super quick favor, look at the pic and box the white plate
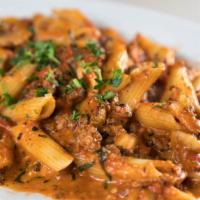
[0,0,200,199]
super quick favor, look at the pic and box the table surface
[109,0,200,23]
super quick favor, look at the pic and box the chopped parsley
[86,41,104,57]
[36,87,48,97]
[29,41,60,69]
[45,70,58,86]
[11,48,32,68]
[94,79,104,90]
[110,69,123,87]
[81,61,98,74]
[0,68,5,77]
[74,54,83,61]
[64,78,83,94]
[70,110,80,121]
[1,93,17,106]
[103,90,116,100]
[27,75,39,83]
[11,41,60,70]
[78,161,95,172]
[95,90,116,102]
[80,61,104,89]
[94,67,104,89]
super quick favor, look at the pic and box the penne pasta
[11,121,73,171]
[119,62,165,110]
[135,102,182,131]
[101,28,130,78]
[169,102,200,133]
[1,94,56,121]
[0,64,36,98]
[171,131,200,152]
[0,48,13,69]
[193,74,200,91]
[163,186,195,200]
[162,61,200,113]
[136,34,175,65]
[75,152,108,181]
[0,18,31,47]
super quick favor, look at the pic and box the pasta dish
[0,9,200,200]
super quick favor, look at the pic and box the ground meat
[90,104,106,127]
[64,87,86,106]
[73,124,102,153]
[106,99,132,126]
[42,112,101,153]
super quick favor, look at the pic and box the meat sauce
[0,9,200,200]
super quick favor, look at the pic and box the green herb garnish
[74,54,83,61]
[110,69,123,87]
[0,68,5,77]
[102,90,116,100]
[1,93,17,106]
[27,75,39,83]
[45,70,58,86]
[86,42,104,57]
[95,90,116,102]
[36,87,48,97]
[11,48,32,68]
[94,67,104,89]
[78,161,95,172]
[29,41,60,69]
[64,78,83,94]
[70,110,80,121]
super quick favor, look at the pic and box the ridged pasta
[162,61,200,113]
[119,62,165,110]
[136,34,175,65]
[135,102,182,131]
[0,64,36,98]
[101,28,130,78]
[11,122,73,171]
[1,94,56,122]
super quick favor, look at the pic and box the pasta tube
[75,152,108,181]
[101,28,130,78]
[11,122,73,171]
[0,18,31,47]
[193,74,200,91]
[0,64,36,98]
[169,102,200,133]
[136,34,175,65]
[119,62,165,110]
[162,61,200,113]
[163,186,195,200]
[171,131,200,152]
[2,94,56,121]
[135,103,181,131]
